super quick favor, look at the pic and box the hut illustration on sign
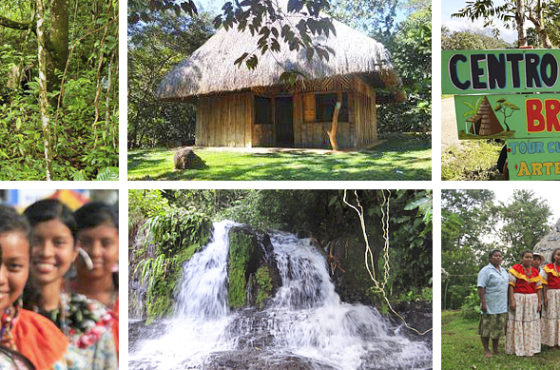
[460,96,518,139]
[157,3,404,149]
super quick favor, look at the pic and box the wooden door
[275,97,294,147]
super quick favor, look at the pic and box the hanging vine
[343,189,432,336]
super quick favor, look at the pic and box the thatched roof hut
[158,3,404,148]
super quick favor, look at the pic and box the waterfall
[129,221,432,369]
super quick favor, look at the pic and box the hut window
[315,93,348,122]
[254,96,272,124]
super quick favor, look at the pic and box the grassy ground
[128,133,431,181]
[441,141,504,181]
[442,310,560,369]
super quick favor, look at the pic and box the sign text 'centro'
[442,50,560,94]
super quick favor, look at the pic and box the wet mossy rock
[227,226,281,309]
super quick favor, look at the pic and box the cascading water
[129,221,432,369]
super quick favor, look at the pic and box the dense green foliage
[129,191,212,321]
[128,12,214,148]
[129,189,432,321]
[442,311,560,369]
[128,133,431,180]
[441,140,504,181]
[0,0,118,180]
[375,6,431,133]
[332,0,431,133]
[442,189,552,310]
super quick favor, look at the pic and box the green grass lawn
[442,310,560,369]
[442,141,504,181]
[128,134,431,181]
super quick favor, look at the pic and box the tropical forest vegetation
[0,0,118,180]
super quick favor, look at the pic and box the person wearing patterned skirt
[541,248,560,349]
[477,249,509,358]
[506,250,543,357]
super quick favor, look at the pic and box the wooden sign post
[442,49,560,180]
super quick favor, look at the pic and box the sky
[441,0,517,44]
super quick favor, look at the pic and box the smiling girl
[0,204,83,369]
[22,199,117,369]
[73,202,119,357]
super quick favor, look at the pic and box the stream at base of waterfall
[129,220,432,369]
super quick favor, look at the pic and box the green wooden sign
[507,138,560,180]
[454,94,560,140]
[442,49,560,94]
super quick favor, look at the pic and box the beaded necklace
[0,306,18,350]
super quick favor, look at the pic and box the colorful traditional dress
[2,308,84,369]
[505,264,543,357]
[111,298,119,358]
[26,293,117,369]
[541,263,560,347]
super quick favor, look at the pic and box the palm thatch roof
[157,4,404,102]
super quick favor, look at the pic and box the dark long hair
[74,202,118,231]
[23,199,77,240]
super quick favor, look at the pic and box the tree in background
[452,0,556,48]
[441,28,510,50]
[442,189,552,310]
[128,12,213,148]
[496,190,552,266]
[331,0,431,133]
[442,190,496,309]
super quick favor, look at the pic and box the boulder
[173,147,206,170]
[227,226,282,309]
[534,218,560,263]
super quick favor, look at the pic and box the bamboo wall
[196,92,253,147]
[194,77,377,148]
[352,76,377,147]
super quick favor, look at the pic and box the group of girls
[506,249,560,357]
[0,198,119,369]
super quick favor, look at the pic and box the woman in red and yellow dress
[0,205,83,369]
[505,250,543,357]
[541,248,560,349]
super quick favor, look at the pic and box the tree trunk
[47,0,69,89]
[327,92,342,151]
[527,0,553,48]
[515,0,527,47]
[37,0,54,180]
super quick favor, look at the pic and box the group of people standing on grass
[477,248,560,358]
[0,198,119,369]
